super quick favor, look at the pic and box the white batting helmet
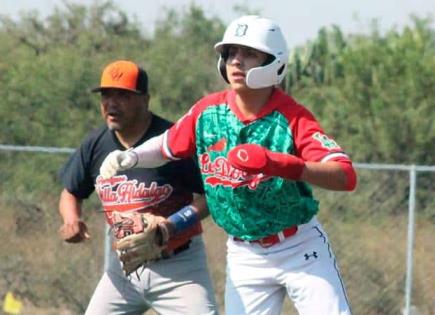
[214,15,289,89]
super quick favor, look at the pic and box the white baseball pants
[225,217,352,315]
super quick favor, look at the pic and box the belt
[161,240,191,259]
[233,226,298,248]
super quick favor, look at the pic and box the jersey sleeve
[291,106,351,163]
[162,104,200,160]
[60,139,95,199]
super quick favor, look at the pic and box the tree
[287,16,435,164]
[143,5,225,120]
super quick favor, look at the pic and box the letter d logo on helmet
[214,15,289,89]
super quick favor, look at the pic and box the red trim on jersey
[226,89,289,124]
[103,202,162,213]
[161,131,174,160]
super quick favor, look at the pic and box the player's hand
[227,143,305,180]
[227,144,268,173]
[99,149,138,179]
[113,212,170,275]
[58,220,90,243]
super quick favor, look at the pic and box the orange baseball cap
[92,60,148,94]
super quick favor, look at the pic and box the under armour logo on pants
[304,251,318,260]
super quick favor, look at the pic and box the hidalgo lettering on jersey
[95,175,173,213]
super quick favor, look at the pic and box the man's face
[224,44,269,91]
[100,89,149,131]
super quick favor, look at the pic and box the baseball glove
[111,211,169,275]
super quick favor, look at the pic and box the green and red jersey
[163,88,351,240]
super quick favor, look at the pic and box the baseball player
[58,60,218,315]
[99,16,357,315]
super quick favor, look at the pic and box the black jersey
[60,113,204,246]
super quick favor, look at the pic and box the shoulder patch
[312,132,341,150]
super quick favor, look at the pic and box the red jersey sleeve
[162,91,228,160]
[285,102,350,163]
[162,106,198,160]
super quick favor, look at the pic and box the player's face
[100,89,149,131]
[224,45,269,91]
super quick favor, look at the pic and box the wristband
[168,205,199,235]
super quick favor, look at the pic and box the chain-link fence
[1,145,434,315]
[314,164,435,315]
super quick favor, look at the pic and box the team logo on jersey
[312,132,341,150]
[95,175,173,212]
[199,153,270,190]
[235,24,248,37]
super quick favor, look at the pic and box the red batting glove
[227,144,305,180]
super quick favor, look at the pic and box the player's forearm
[59,189,83,223]
[58,189,90,242]
[190,193,210,220]
[227,144,356,191]
[300,161,357,191]
[130,133,169,168]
